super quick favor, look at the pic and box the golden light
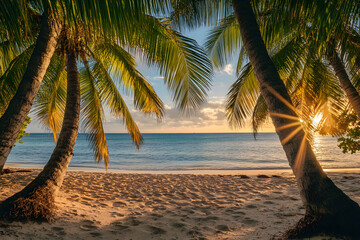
[312,113,323,127]
[264,84,309,174]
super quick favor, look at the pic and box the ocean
[5,133,359,172]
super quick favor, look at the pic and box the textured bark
[327,48,360,119]
[231,0,360,237]
[0,14,62,172]
[0,48,80,221]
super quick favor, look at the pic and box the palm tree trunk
[0,48,80,221]
[231,0,360,237]
[327,48,360,118]
[0,14,62,173]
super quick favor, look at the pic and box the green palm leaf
[204,14,240,69]
[92,42,164,117]
[0,45,34,113]
[226,63,260,128]
[33,54,66,142]
[133,16,212,110]
[79,58,110,168]
[91,59,143,151]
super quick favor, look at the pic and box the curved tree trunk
[0,48,80,221]
[231,0,360,237]
[0,14,62,173]
[327,48,360,119]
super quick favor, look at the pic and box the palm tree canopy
[177,0,360,137]
[0,2,212,169]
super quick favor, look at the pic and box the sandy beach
[0,169,359,240]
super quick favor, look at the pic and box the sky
[27,27,275,134]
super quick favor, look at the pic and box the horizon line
[27,132,276,134]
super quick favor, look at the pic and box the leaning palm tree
[206,14,355,137]
[173,0,360,237]
[230,0,360,237]
[0,9,211,221]
[0,0,167,172]
[0,40,81,220]
[203,0,360,133]
[327,40,360,119]
[0,1,62,172]
[268,0,360,119]
[0,39,35,150]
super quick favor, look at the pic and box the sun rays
[270,109,309,173]
[294,132,308,173]
[263,83,315,173]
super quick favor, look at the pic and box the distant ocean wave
[6,133,359,171]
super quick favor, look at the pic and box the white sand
[0,169,359,240]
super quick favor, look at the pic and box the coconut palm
[207,20,354,137]
[173,0,360,237]
[0,40,82,220]
[0,5,212,221]
[231,0,360,237]
[0,0,167,172]
[266,0,360,120]
[205,9,360,136]
[327,44,360,119]
[0,6,61,173]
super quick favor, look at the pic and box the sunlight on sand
[1,169,359,239]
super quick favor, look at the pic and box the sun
[312,113,323,127]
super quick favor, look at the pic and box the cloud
[152,76,164,80]
[104,101,229,133]
[223,64,234,75]
[27,99,275,133]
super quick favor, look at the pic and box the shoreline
[4,164,360,175]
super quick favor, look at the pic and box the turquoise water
[6,133,359,171]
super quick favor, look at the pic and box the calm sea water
[5,133,359,171]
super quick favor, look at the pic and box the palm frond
[91,58,143,149]
[0,45,34,113]
[226,36,306,129]
[56,0,171,43]
[204,14,240,69]
[92,42,164,117]
[79,57,110,168]
[252,95,268,138]
[226,63,260,127]
[0,0,33,46]
[86,46,146,149]
[33,54,66,142]
[0,39,25,75]
[170,0,233,30]
[236,46,248,75]
[133,16,212,110]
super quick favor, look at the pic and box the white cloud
[126,101,227,131]
[152,76,164,80]
[223,64,234,75]
[164,104,172,110]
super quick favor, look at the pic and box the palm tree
[230,0,360,237]
[327,46,360,119]
[271,0,360,120]
[0,0,168,172]
[0,5,212,220]
[0,44,80,220]
[0,3,62,172]
[205,9,360,136]
[173,0,360,237]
